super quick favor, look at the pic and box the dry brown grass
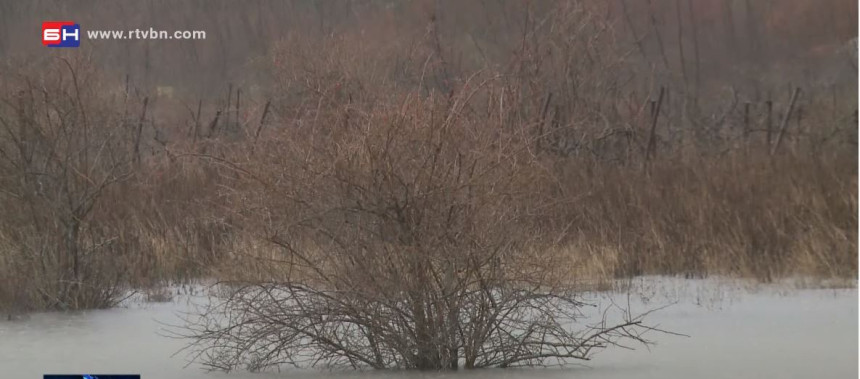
[550,149,856,282]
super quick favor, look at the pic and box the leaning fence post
[253,99,272,150]
[765,99,773,146]
[537,91,552,154]
[646,86,665,163]
[134,97,148,165]
[771,87,801,155]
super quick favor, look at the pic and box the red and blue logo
[42,21,80,47]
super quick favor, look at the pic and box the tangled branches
[175,78,662,371]
[180,281,655,371]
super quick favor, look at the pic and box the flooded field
[1,278,856,379]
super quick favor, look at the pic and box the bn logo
[42,21,80,47]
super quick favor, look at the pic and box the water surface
[1,278,856,379]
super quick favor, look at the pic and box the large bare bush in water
[179,79,660,371]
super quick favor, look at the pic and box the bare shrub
[0,57,137,310]
[0,56,240,311]
[178,78,661,370]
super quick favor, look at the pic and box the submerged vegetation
[0,0,855,371]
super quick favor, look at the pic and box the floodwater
[1,278,857,379]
